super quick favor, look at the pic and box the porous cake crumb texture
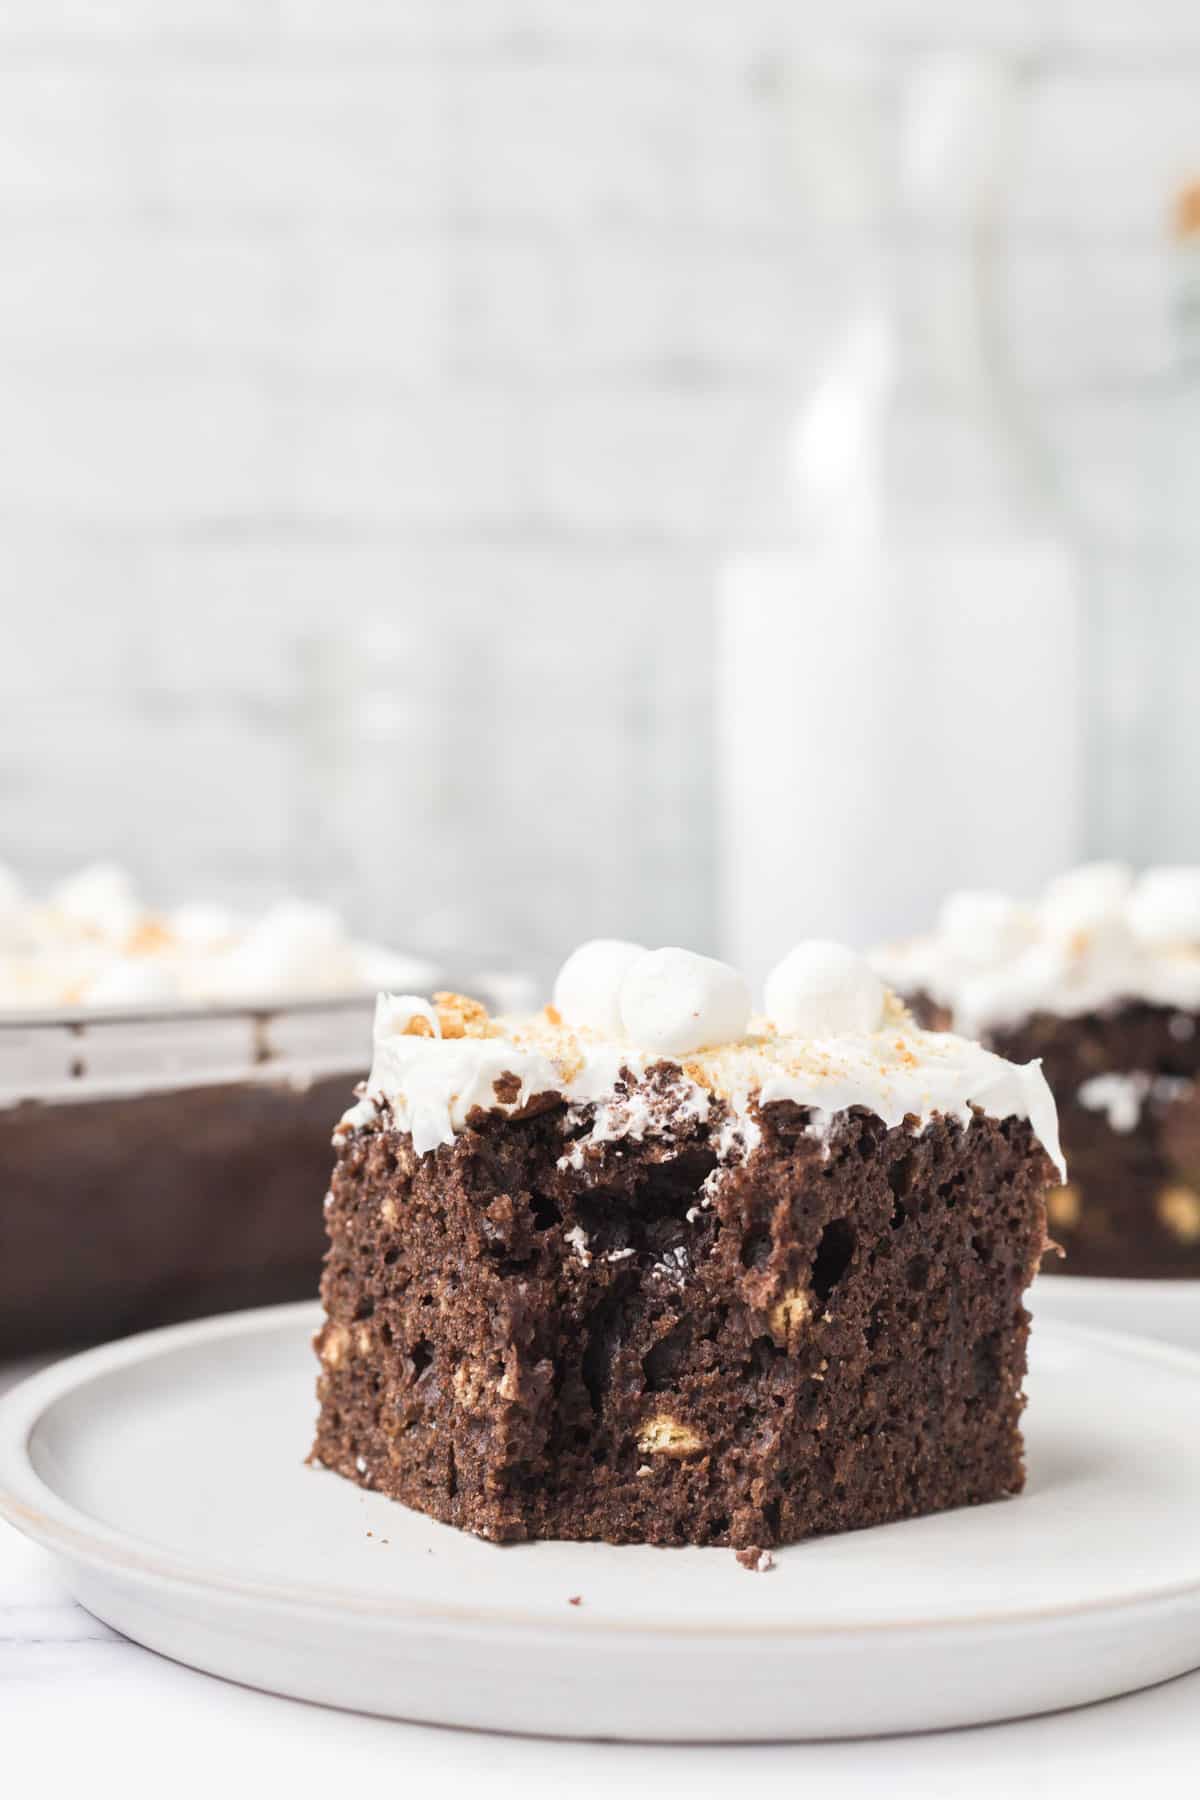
[313,1088,1050,1546]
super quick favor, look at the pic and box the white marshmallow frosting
[873,863,1200,1037]
[0,863,436,1013]
[342,938,1064,1178]
[1128,868,1200,948]
[51,862,144,944]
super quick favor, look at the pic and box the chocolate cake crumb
[312,1084,1051,1548]
[736,1546,775,1572]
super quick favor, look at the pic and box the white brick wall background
[1,2,1198,977]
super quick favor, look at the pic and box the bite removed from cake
[311,941,1061,1548]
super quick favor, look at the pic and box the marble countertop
[4,1354,1199,1797]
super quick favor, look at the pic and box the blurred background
[2,1,1198,991]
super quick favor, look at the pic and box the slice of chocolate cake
[311,941,1061,1548]
[874,865,1200,1280]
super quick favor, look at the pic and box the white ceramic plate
[3,1302,1200,1743]
[1032,1271,1200,1353]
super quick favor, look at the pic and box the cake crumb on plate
[736,1546,775,1573]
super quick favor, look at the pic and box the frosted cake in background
[873,865,1200,1279]
[0,862,434,1012]
[0,864,514,1354]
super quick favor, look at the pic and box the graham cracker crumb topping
[432,991,492,1038]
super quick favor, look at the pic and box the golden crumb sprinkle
[403,1012,437,1037]
[127,918,172,954]
[433,991,492,1038]
[543,1002,562,1026]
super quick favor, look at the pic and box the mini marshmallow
[52,862,143,943]
[1040,862,1133,939]
[764,941,885,1038]
[84,957,181,1008]
[1128,867,1200,947]
[553,938,647,1038]
[218,899,351,997]
[169,902,240,951]
[936,891,1036,968]
[619,946,750,1055]
[0,868,437,1011]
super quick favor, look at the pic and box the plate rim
[5,1299,1200,1643]
[1034,1271,1200,1302]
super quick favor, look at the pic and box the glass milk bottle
[1085,182,1200,865]
[716,54,1082,990]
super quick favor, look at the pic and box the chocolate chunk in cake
[312,940,1060,1548]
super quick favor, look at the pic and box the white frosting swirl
[84,958,182,1008]
[343,949,1064,1178]
[0,865,437,1012]
[51,862,144,943]
[873,865,1200,1036]
[935,891,1037,968]
[1041,863,1133,939]
[1127,867,1200,948]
